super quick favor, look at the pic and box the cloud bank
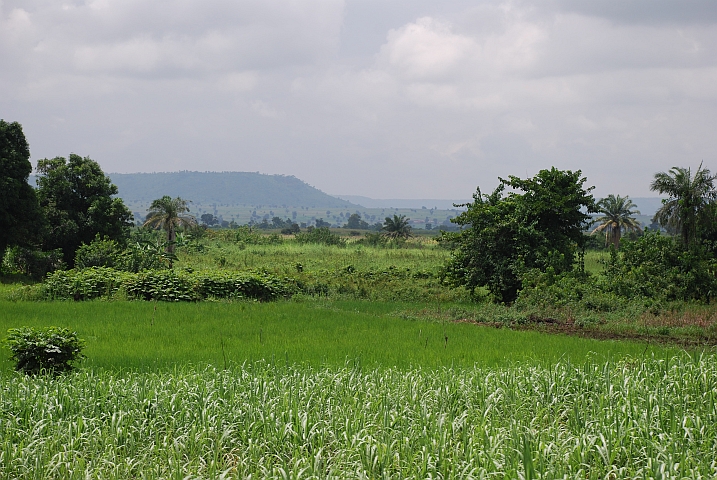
[1,0,716,198]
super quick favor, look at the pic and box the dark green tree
[650,164,717,245]
[36,154,133,267]
[442,167,595,303]
[382,214,412,239]
[344,213,369,229]
[0,120,43,268]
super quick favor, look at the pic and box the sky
[2,0,717,199]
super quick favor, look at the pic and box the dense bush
[75,234,173,272]
[3,246,65,280]
[602,231,717,302]
[41,267,289,302]
[75,235,122,269]
[295,227,346,247]
[5,326,84,374]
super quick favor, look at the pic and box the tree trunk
[167,225,175,269]
[613,227,621,250]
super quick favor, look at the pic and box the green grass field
[3,239,717,478]
[0,300,672,373]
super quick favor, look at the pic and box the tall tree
[382,214,412,239]
[650,164,717,245]
[591,194,642,249]
[0,120,43,268]
[443,168,595,303]
[36,154,133,267]
[143,196,195,267]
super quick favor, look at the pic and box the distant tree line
[4,118,717,308]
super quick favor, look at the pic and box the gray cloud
[1,0,716,199]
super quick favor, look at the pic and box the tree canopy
[344,213,369,230]
[144,196,195,267]
[442,167,595,303]
[36,154,133,267]
[650,164,717,246]
[382,214,412,239]
[591,194,642,249]
[0,120,43,267]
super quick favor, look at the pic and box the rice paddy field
[2,238,717,478]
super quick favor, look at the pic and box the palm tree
[382,214,412,240]
[591,194,642,249]
[650,164,717,245]
[143,196,195,267]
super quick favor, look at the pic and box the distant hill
[333,195,469,210]
[626,197,664,217]
[31,172,355,208]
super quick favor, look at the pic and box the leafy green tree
[0,120,43,268]
[143,196,195,267]
[314,218,331,228]
[443,168,595,303]
[344,213,370,229]
[382,214,412,239]
[36,154,133,267]
[651,164,717,245]
[591,194,642,249]
[200,213,218,226]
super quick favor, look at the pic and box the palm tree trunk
[614,227,621,250]
[167,225,175,269]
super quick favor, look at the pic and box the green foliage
[0,120,44,269]
[356,232,388,247]
[602,231,717,302]
[294,227,346,246]
[3,246,65,280]
[36,154,133,267]
[651,164,717,245]
[207,225,271,246]
[344,213,370,229]
[443,168,596,303]
[75,235,122,269]
[41,267,289,302]
[591,194,642,249]
[143,196,196,268]
[3,355,717,477]
[382,214,412,239]
[4,326,84,374]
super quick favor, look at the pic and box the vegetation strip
[1,355,716,478]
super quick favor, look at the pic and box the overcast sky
[2,0,716,199]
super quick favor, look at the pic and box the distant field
[124,200,464,229]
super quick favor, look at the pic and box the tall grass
[1,354,715,478]
[180,241,449,274]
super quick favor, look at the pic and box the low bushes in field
[5,326,84,374]
[294,227,346,247]
[38,267,289,302]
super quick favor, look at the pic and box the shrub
[3,247,65,280]
[295,227,346,247]
[75,235,122,269]
[44,267,129,300]
[41,267,290,302]
[5,326,85,375]
[357,232,387,247]
[602,231,717,302]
